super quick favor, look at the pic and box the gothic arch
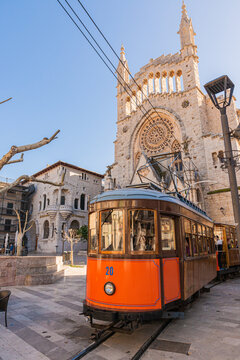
[129,107,187,173]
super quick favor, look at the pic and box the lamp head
[204,75,234,109]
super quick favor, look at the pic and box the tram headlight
[104,282,115,296]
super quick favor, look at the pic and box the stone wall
[0,256,64,286]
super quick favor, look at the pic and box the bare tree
[63,229,80,266]
[14,210,33,256]
[0,130,64,194]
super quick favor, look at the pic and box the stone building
[27,161,103,254]
[108,1,240,226]
[0,180,30,251]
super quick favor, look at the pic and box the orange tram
[83,188,217,323]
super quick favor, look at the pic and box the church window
[218,150,225,163]
[161,72,167,93]
[142,79,148,99]
[212,152,218,166]
[80,194,85,210]
[39,201,42,211]
[176,70,183,92]
[43,220,49,239]
[196,188,202,204]
[155,72,160,93]
[168,71,175,93]
[47,199,50,206]
[148,73,154,94]
[60,196,65,205]
[137,85,142,105]
[131,91,137,112]
[126,97,131,115]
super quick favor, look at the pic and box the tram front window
[129,210,156,252]
[100,210,123,252]
[161,217,176,251]
[89,212,98,252]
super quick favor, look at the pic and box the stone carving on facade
[139,116,175,155]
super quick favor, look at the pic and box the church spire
[178,1,196,55]
[117,44,130,93]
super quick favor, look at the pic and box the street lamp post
[204,75,240,249]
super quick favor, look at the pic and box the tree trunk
[70,241,74,266]
[17,233,23,256]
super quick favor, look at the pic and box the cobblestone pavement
[0,272,240,360]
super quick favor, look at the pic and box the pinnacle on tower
[178,1,196,51]
[120,44,126,61]
[117,44,129,91]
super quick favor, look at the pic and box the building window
[51,223,54,238]
[60,196,65,205]
[82,173,87,180]
[70,220,79,230]
[4,219,11,231]
[6,203,13,215]
[74,198,79,209]
[47,199,50,206]
[39,201,42,211]
[80,194,85,210]
[43,220,49,239]
[43,194,46,210]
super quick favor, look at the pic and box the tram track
[70,319,171,360]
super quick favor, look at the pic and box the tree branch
[6,153,24,165]
[0,130,60,171]
[0,174,64,195]
[0,97,12,105]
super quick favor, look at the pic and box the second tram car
[83,188,216,323]
[214,223,240,275]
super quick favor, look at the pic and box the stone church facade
[108,2,240,226]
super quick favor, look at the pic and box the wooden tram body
[83,188,216,322]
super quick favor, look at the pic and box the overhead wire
[56,0,198,197]
[75,0,188,154]
[57,0,175,139]
[57,0,159,125]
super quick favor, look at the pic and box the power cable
[76,0,185,150]
[56,0,198,196]
[57,0,157,125]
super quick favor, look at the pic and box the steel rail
[131,320,171,360]
[71,330,115,360]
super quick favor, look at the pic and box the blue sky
[1,0,240,180]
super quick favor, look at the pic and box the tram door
[161,216,181,305]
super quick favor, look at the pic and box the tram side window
[184,219,192,257]
[197,224,203,254]
[161,217,176,251]
[129,210,156,252]
[202,226,207,253]
[89,212,98,252]
[192,223,198,256]
[101,210,123,252]
[207,227,214,254]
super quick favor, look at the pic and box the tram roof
[91,188,212,222]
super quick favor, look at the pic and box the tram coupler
[161,311,184,319]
